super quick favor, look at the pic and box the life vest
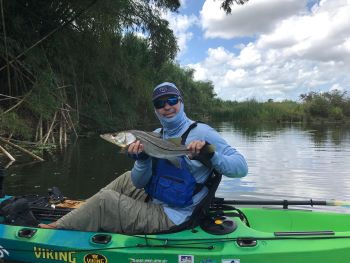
[145,122,204,207]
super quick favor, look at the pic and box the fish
[100,130,215,168]
[100,130,191,168]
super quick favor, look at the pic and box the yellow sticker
[84,253,108,263]
[214,219,223,225]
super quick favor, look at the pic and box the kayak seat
[0,188,74,225]
[0,196,39,227]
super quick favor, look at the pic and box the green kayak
[1,195,350,263]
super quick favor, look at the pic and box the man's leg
[101,171,148,201]
[55,189,174,234]
[40,171,170,233]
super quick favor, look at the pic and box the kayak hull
[1,196,350,263]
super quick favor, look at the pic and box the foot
[38,222,57,229]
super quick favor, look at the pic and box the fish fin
[148,132,162,138]
[167,137,183,146]
[201,143,216,153]
[100,134,112,143]
[167,157,182,168]
[191,143,216,168]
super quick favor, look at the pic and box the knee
[116,171,132,184]
[98,189,118,200]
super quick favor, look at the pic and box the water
[2,122,350,212]
[215,122,350,209]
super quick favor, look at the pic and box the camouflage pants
[56,171,175,234]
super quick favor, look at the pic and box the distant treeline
[212,90,350,123]
[0,1,349,148]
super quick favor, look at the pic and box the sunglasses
[153,96,179,109]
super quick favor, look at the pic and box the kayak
[1,195,350,263]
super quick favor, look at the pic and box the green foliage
[220,0,250,14]
[300,90,350,121]
[26,72,60,120]
[309,95,329,117]
[1,0,350,144]
[210,99,304,123]
[329,107,344,120]
[0,111,32,139]
[0,0,181,137]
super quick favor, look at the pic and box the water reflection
[216,122,350,209]
[2,136,134,198]
[2,122,350,212]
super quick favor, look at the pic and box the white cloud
[179,0,187,9]
[163,12,198,56]
[330,83,344,92]
[188,0,350,101]
[201,0,307,39]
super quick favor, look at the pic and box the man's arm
[187,125,248,178]
[127,138,155,189]
[131,158,153,188]
[207,127,248,177]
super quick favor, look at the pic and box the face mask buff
[155,103,192,138]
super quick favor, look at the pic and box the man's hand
[128,140,144,155]
[187,140,206,159]
[127,140,149,160]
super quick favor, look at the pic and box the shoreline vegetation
[1,1,350,165]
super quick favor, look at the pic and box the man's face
[154,95,181,118]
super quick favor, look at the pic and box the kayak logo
[0,245,10,258]
[179,255,194,263]
[84,253,108,263]
[34,246,76,263]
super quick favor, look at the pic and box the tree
[0,0,181,142]
[220,0,250,14]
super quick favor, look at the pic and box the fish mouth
[100,134,118,144]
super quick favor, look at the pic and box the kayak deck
[243,207,350,232]
[1,197,350,263]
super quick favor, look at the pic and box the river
[2,122,350,212]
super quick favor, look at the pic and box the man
[40,82,248,234]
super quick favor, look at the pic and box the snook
[100,130,191,167]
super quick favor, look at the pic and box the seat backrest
[185,171,222,228]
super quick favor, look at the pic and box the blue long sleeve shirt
[131,122,248,225]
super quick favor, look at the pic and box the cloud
[188,0,350,101]
[163,12,198,56]
[179,0,187,9]
[201,0,307,39]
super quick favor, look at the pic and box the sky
[163,0,350,102]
